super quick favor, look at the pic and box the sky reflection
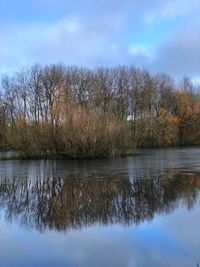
[0,204,200,267]
[0,148,200,266]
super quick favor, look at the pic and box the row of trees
[0,64,200,158]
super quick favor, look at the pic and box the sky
[0,0,200,81]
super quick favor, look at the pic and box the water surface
[0,148,200,267]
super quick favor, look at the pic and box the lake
[0,148,200,267]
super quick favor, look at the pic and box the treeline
[0,173,199,231]
[0,64,200,158]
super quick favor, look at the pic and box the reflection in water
[0,171,200,232]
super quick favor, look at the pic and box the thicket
[0,64,199,158]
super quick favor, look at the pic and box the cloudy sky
[0,0,200,80]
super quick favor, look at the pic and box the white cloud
[128,44,155,60]
[144,0,200,24]
[0,0,199,79]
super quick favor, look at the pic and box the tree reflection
[0,172,199,232]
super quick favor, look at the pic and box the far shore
[1,146,200,161]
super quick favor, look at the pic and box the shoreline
[0,146,199,160]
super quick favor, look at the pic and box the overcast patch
[0,0,199,79]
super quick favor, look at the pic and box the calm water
[0,148,200,267]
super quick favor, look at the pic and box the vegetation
[0,64,200,158]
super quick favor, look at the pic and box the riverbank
[1,146,199,160]
[1,64,200,162]
[0,150,135,160]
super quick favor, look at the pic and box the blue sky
[0,0,200,80]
